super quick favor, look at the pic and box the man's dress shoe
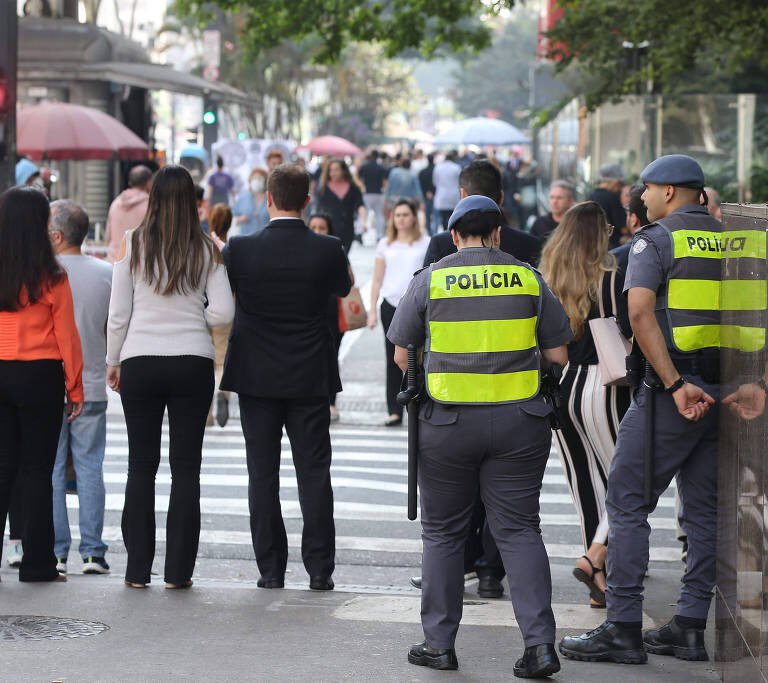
[257,576,284,589]
[309,576,334,591]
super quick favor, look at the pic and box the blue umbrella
[433,117,530,147]
[180,144,209,164]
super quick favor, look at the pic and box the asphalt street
[0,241,721,680]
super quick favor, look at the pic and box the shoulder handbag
[338,286,367,332]
[588,270,632,386]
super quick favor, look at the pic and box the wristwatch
[755,377,768,394]
[665,377,686,394]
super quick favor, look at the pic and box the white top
[107,229,235,365]
[375,235,430,307]
[432,160,462,210]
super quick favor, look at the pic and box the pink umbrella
[17,102,149,161]
[298,135,362,157]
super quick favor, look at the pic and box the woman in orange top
[0,186,83,582]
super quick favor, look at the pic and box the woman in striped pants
[540,202,632,607]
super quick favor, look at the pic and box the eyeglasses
[48,229,60,236]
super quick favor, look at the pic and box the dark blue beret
[447,195,502,231]
[640,154,705,188]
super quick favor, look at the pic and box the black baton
[397,344,420,521]
[643,362,656,506]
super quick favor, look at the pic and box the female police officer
[386,195,573,677]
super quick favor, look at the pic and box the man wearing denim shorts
[49,200,113,575]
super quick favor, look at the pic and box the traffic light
[201,98,218,154]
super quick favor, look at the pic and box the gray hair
[550,180,575,199]
[50,200,90,246]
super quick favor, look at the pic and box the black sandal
[573,555,606,607]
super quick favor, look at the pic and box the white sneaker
[7,539,22,568]
[56,559,67,574]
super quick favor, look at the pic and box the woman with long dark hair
[0,185,83,582]
[107,165,234,588]
[539,201,632,607]
[314,158,366,253]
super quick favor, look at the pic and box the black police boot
[513,644,560,678]
[558,621,647,664]
[408,641,459,670]
[477,575,504,598]
[644,616,708,661]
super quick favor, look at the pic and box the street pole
[0,0,18,191]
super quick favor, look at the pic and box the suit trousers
[606,376,719,622]
[0,360,64,581]
[419,400,556,649]
[119,355,214,584]
[239,395,335,579]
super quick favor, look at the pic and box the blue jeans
[52,401,108,559]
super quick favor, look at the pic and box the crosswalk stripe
[104,432,406,450]
[98,463,594,488]
[105,425,411,440]
[63,525,683,561]
[97,471,676,506]
[63,495,676,527]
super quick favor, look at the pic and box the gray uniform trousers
[418,399,556,649]
[606,375,719,623]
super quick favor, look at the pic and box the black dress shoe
[309,576,334,591]
[513,644,561,678]
[477,575,504,598]
[559,621,647,664]
[409,576,422,589]
[644,618,708,661]
[257,576,284,589]
[408,641,458,670]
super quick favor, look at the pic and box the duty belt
[671,354,720,384]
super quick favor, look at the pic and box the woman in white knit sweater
[106,165,234,589]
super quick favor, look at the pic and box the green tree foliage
[314,43,422,146]
[174,0,516,63]
[546,0,768,111]
[450,14,537,123]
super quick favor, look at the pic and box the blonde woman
[539,201,632,607]
[367,199,430,426]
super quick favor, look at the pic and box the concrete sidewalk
[0,560,720,681]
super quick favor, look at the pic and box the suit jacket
[422,224,542,268]
[220,218,351,398]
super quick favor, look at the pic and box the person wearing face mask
[15,158,43,189]
[233,168,270,235]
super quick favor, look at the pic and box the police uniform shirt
[623,203,718,354]
[387,248,573,352]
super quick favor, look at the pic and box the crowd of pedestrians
[0,144,734,676]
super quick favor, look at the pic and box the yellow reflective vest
[661,217,766,353]
[425,249,542,404]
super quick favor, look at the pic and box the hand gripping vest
[425,250,542,404]
[659,216,766,353]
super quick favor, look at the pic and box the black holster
[541,364,563,430]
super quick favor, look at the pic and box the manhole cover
[0,616,109,641]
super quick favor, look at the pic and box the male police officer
[560,154,741,664]
[387,195,573,677]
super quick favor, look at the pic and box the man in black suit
[220,164,351,591]
[412,159,542,599]
[422,160,542,268]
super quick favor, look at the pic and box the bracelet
[665,377,686,394]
